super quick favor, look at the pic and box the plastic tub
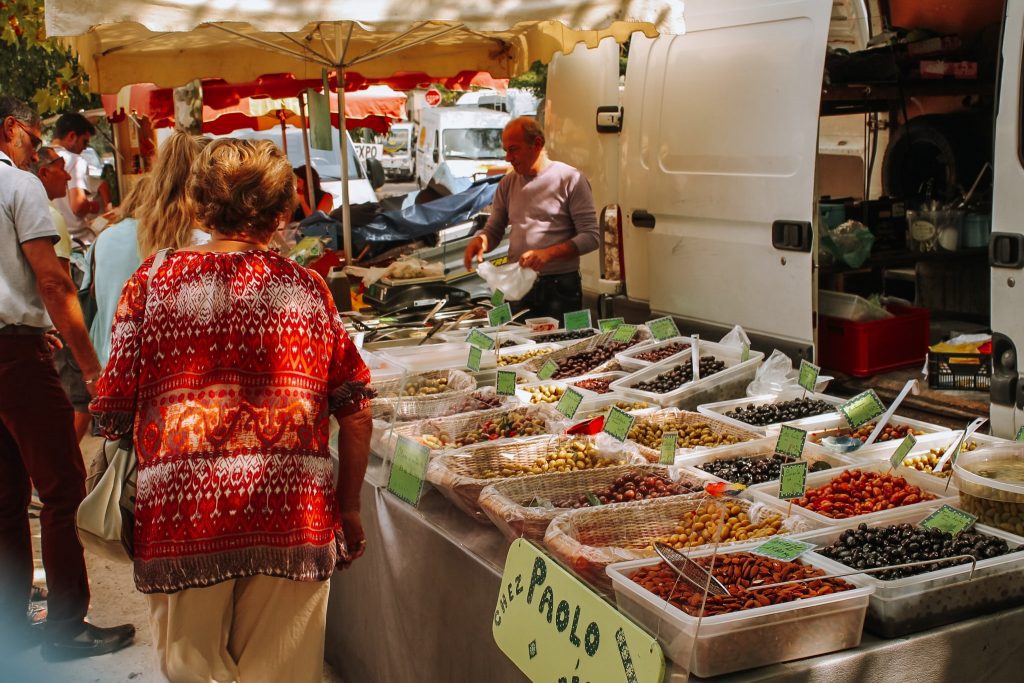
[606,550,872,677]
[804,506,1024,637]
[614,336,695,372]
[436,329,534,347]
[696,390,844,436]
[575,396,661,421]
[803,413,951,459]
[525,316,558,332]
[522,327,601,346]
[677,437,851,486]
[380,342,500,372]
[748,461,959,526]
[515,380,575,405]
[953,443,1024,536]
[492,342,562,369]
[566,371,629,397]
[849,430,1009,478]
[818,305,930,377]
[609,339,764,409]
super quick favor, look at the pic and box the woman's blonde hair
[188,138,294,238]
[112,175,152,225]
[135,132,207,257]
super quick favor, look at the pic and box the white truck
[544,0,1024,437]
[415,106,511,190]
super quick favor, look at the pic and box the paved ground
[16,433,345,683]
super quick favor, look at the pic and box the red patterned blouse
[90,249,371,594]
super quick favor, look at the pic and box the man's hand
[519,248,552,272]
[338,510,366,569]
[43,329,63,352]
[463,235,488,271]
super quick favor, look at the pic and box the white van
[415,106,511,189]
[380,122,415,181]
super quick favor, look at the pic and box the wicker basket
[542,495,822,593]
[369,369,477,421]
[478,464,711,543]
[627,409,760,462]
[387,403,567,454]
[520,329,650,379]
[426,435,636,523]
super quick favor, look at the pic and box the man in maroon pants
[0,96,134,660]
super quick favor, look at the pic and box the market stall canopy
[45,0,685,93]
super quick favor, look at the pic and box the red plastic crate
[818,306,930,377]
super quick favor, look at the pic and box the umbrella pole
[335,62,354,263]
[279,112,289,155]
[298,93,316,212]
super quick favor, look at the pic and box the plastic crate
[927,350,991,391]
[817,306,930,377]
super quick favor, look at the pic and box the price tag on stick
[778,461,809,500]
[466,345,483,372]
[751,537,815,562]
[775,425,808,459]
[537,360,558,381]
[564,309,592,331]
[647,316,680,341]
[838,390,886,430]
[920,504,978,537]
[496,370,517,396]
[889,433,918,472]
[612,324,638,344]
[690,334,701,381]
[387,436,431,505]
[603,407,636,442]
[659,431,678,465]
[466,328,496,350]
[798,359,820,394]
[491,289,505,307]
[488,302,513,327]
[598,317,624,332]
[555,388,585,419]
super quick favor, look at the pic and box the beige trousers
[146,575,330,683]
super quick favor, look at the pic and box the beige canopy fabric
[46,1,685,94]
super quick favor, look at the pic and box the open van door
[544,37,622,295]
[989,0,1024,439]
[620,0,831,358]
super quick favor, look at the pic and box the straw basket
[387,403,566,454]
[369,369,477,421]
[628,409,760,462]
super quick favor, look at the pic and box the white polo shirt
[0,150,59,328]
[53,146,94,242]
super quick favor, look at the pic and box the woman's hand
[337,510,366,569]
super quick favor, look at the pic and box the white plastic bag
[747,349,832,396]
[476,261,538,301]
[718,324,751,352]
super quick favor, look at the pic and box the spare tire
[882,112,992,204]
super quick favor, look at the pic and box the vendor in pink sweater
[463,117,600,319]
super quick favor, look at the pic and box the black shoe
[40,622,135,661]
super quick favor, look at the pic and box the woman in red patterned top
[90,138,372,683]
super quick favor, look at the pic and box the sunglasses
[14,120,42,151]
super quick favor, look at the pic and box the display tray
[614,336,696,372]
[518,329,650,380]
[609,339,764,409]
[850,430,1010,480]
[804,505,1024,638]
[575,396,661,421]
[626,409,760,463]
[748,461,959,526]
[369,368,478,421]
[677,436,851,487]
[385,403,566,455]
[696,390,845,436]
[478,464,712,543]
[542,494,824,594]
[803,413,952,459]
[491,342,561,369]
[607,549,872,678]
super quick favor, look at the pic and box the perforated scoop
[653,542,730,596]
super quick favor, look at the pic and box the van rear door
[620,0,831,356]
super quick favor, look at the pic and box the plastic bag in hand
[476,261,538,301]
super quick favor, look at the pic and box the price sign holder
[466,345,483,372]
[564,309,593,331]
[778,461,808,501]
[920,504,978,537]
[889,434,918,472]
[537,360,558,381]
[612,324,638,344]
[659,431,678,465]
[585,492,602,507]
[496,370,517,396]
[491,289,505,307]
[555,388,585,419]
[751,537,815,562]
[862,379,918,447]
[774,425,807,459]
[489,302,513,327]
[647,316,680,341]
[603,407,636,442]
[690,333,701,381]
[798,359,820,394]
[467,328,496,350]
[838,390,886,430]
[598,317,624,332]
[387,436,431,505]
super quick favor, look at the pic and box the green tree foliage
[510,61,547,97]
[1,0,97,116]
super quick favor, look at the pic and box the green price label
[556,388,585,419]
[778,461,809,500]
[537,360,558,381]
[889,434,918,470]
[920,504,978,537]
[612,324,638,344]
[1016,426,1024,442]
[585,492,602,507]
[740,342,751,362]
[647,316,680,341]
[491,289,505,307]
[798,359,820,393]
[775,425,808,459]
[839,390,886,429]
[488,302,513,327]
[603,407,636,442]
[387,436,431,505]
[598,317,624,332]
[466,328,496,350]
[564,309,592,331]
[466,345,483,372]
[750,537,816,562]
[496,370,517,396]
[659,431,678,465]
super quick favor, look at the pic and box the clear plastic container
[575,395,661,421]
[609,339,765,409]
[677,437,851,485]
[606,549,872,677]
[566,371,628,397]
[696,390,844,436]
[953,443,1024,536]
[515,379,574,405]
[747,461,959,526]
[803,413,951,459]
[436,329,535,347]
[847,430,1010,478]
[491,342,562,369]
[522,327,601,346]
[381,342,499,372]
[525,316,558,332]
[803,505,1024,637]
[614,336,695,372]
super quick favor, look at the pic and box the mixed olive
[574,378,613,394]
[480,440,615,478]
[633,342,690,363]
[698,454,832,486]
[631,356,727,394]
[724,398,835,427]
[550,473,697,508]
[552,343,632,379]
